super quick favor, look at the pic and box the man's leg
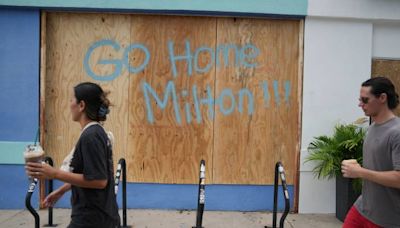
[343,206,382,228]
[343,206,364,228]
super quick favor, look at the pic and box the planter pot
[336,175,361,222]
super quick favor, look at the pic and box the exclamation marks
[284,81,291,104]
[261,80,291,106]
[273,80,280,105]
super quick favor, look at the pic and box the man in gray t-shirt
[342,77,400,228]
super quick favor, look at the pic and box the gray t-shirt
[354,117,400,227]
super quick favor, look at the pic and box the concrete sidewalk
[0,209,342,228]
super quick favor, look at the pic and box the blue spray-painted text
[84,39,259,81]
[142,80,291,124]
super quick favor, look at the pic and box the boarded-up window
[372,59,400,116]
[42,12,303,185]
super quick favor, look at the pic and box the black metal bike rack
[193,160,206,228]
[115,158,131,228]
[26,178,40,228]
[265,161,290,228]
[43,156,57,227]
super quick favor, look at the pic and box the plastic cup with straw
[24,128,45,171]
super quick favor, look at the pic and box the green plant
[305,123,366,193]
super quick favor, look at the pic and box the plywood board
[213,18,301,184]
[127,15,215,183]
[44,12,131,171]
[43,12,302,185]
[372,59,400,116]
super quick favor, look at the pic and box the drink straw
[33,128,40,146]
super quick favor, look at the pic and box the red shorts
[343,206,382,228]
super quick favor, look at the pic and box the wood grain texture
[127,15,215,183]
[39,12,47,208]
[213,18,301,184]
[43,13,302,185]
[372,59,400,116]
[293,19,304,212]
[44,12,130,171]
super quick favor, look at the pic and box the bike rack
[115,158,131,228]
[193,160,206,228]
[43,157,57,227]
[265,161,290,228]
[26,178,40,228]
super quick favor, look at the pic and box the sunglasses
[359,97,370,104]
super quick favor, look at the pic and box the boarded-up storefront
[372,59,400,116]
[42,12,303,188]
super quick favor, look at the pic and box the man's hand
[341,160,363,178]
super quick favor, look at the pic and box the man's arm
[359,168,400,189]
[342,162,400,189]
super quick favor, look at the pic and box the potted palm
[305,119,367,222]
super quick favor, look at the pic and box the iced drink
[24,145,44,164]
[342,159,358,165]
